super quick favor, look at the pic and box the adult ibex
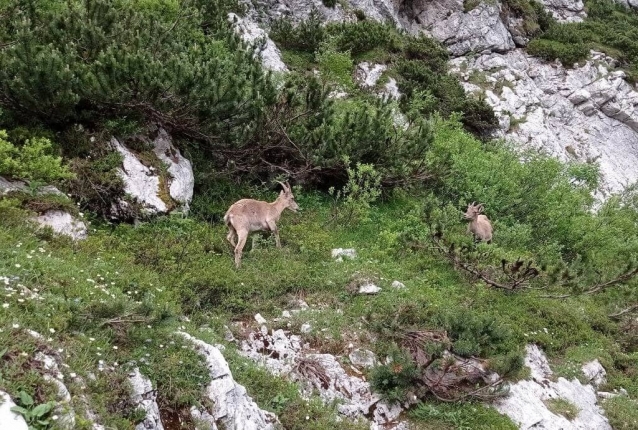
[224,181,300,268]
[464,202,493,243]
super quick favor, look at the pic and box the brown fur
[464,202,493,243]
[224,181,300,268]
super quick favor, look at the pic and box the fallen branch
[609,303,638,320]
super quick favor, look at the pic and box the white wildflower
[2,303,8,308]
[14,264,20,268]
[12,323,19,329]
[49,328,55,333]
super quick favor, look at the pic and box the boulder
[331,248,357,261]
[348,348,377,368]
[111,127,194,217]
[0,177,88,240]
[582,360,607,388]
[358,282,381,294]
[34,211,87,241]
[538,0,586,22]
[355,62,387,88]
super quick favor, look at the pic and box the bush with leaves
[527,0,638,76]
[328,157,382,224]
[0,0,273,145]
[0,130,72,184]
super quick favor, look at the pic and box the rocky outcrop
[539,0,586,22]
[111,127,194,217]
[615,0,638,9]
[240,327,405,429]
[450,50,638,196]
[0,391,29,430]
[494,344,612,430]
[177,332,280,430]
[229,13,288,72]
[128,368,164,430]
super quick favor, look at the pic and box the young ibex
[224,181,300,268]
[464,202,493,243]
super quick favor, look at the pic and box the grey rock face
[450,50,638,197]
[331,248,357,261]
[229,12,288,72]
[178,332,280,430]
[539,0,586,22]
[128,368,164,430]
[348,348,378,368]
[582,359,607,388]
[494,344,612,430]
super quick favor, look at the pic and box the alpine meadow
[0,0,638,429]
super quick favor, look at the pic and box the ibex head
[464,201,484,221]
[277,181,300,212]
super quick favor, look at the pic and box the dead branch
[430,233,539,291]
[541,267,638,299]
[609,303,638,320]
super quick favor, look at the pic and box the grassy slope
[1,180,636,428]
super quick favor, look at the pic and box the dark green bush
[0,0,273,144]
[321,0,337,7]
[270,9,325,52]
[326,20,402,56]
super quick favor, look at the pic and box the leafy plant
[10,391,56,430]
[0,131,72,184]
[329,157,382,224]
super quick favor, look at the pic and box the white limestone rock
[0,391,29,430]
[391,280,406,289]
[539,0,586,22]
[33,211,88,241]
[128,368,164,430]
[151,128,194,210]
[494,344,612,430]
[348,348,377,368]
[358,282,381,294]
[229,12,288,72]
[112,138,168,214]
[178,332,280,430]
[111,128,194,217]
[355,62,387,88]
[582,359,607,388]
[449,49,638,198]
[331,248,357,261]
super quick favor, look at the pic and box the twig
[609,303,638,319]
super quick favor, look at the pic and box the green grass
[543,398,579,421]
[1,179,637,427]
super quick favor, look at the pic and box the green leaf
[0,347,7,358]
[32,403,53,417]
[19,391,34,406]
[10,405,29,415]
[37,420,50,426]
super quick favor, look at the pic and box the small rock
[331,248,357,261]
[391,281,406,289]
[358,283,381,295]
[254,313,267,325]
[582,359,607,388]
[281,310,292,318]
[348,349,377,368]
[223,326,235,342]
[300,323,312,334]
